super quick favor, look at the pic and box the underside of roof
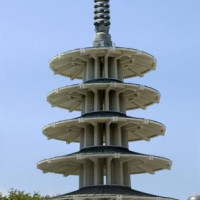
[43,112,165,143]
[47,82,160,111]
[50,47,156,80]
[37,146,171,176]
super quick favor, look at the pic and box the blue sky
[0,0,200,199]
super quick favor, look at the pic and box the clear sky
[0,0,200,199]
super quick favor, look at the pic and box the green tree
[0,189,51,200]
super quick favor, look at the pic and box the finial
[93,0,113,47]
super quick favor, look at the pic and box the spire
[93,0,113,47]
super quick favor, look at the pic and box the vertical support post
[80,128,85,149]
[116,93,120,112]
[120,94,126,113]
[85,125,94,147]
[93,123,101,146]
[119,62,124,81]
[120,162,124,185]
[83,161,87,187]
[123,162,131,187]
[79,164,84,188]
[117,126,122,146]
[94,56,100,79]
[106,122,111,145]
[83,66,87,82]
[114,58,118,79]
[84,160,94,186]
[106,158,112,185]
[93,158,103,185]
[121,127,128,148]
[93,89,99,111]
[86,91,94,113]
[86,60,89,81]
[105,89,110,111]
[94,158,98,185]
[87,58,94,81]
[112,159,121,185]
[81,96,86,115]
[111,124,122,146]
[104,56,108,78]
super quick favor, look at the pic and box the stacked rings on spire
[94,0,110,27]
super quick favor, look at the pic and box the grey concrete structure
[37,1,178,200]
[188,195,200,200]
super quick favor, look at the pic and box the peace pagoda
[37,1,177,200]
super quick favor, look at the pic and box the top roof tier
[50,47,156,81]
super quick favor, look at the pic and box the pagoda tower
[37,1,177,200]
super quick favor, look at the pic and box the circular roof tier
[50,47,156,79]
[47,82,160,111]
[43,112,165,143]
[37,146,172,176]
[55,185,177,200]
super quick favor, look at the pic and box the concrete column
[84,160,94,186]
[93,89,100,111]
[81,96,86,115]
[110,124,114,146]
[117,61,123,81]
[80,128,85,149]
[84,94,87,113]
[94,158,103,185]
[109,58,118,79]
[83,67,87,82]
[109,90,116,111]
[121,127,128,148]
[87,58,94,81]
[108,58,114,79]
[86,91,94,113]
[85,125,94,147]
[116,93,120,112]
[111,159,122,185]
[123,162,131,186]
[105,122,111,145]
[117,127,122,146]
[105,89,110,111]
[120,94,126,113]
[106,158,112,185]
[79,164,84,188]
[83,161,87,187]
[94,56,100,79]
[120,162,124,185]
[86,60,89,81]
[94,123,102,146]
[96,90,100,111]
[104,56,108,78]
[99,90,104,111]
[110,124,121,146]
[114,59,118,79]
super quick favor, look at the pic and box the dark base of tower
[54,185,177,200]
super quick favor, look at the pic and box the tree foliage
[0,189,51,200]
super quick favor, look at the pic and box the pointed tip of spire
[93,0,113,47]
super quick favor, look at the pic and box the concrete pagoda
[37,1,177,200]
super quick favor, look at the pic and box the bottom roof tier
[55,185,177,200]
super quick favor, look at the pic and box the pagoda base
[54,185,177,200]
